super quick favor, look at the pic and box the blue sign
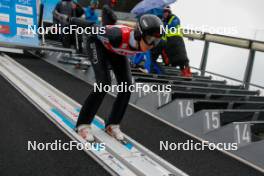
[42,0,60,22]
[0,0,39,46]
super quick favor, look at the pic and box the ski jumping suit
[76,24,141,127]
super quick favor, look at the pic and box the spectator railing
[183,31,264,90]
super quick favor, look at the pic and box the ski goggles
[143,35,161,46]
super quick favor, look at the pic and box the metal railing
[182,30,264,90]
[0,41,75,54]
[190,66,264,96]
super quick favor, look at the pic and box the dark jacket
[101,4,117,26]
[53,0,84,25]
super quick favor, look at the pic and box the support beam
[200,41,210,76]
[243,49,256,90]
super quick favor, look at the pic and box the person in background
[79,0,100,58]
[131,8,164,75]
[162,6,192,77]
[102,0,118,26]
[131,51,162,74]
[108,0,117,9]
[85,0,99,24]
[53,0,84,51]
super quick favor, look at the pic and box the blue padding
[92,119,105,130]
[51,108,75,129]
[124,143,133,150]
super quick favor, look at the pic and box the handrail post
[200,40,210,76]
[38,3,45,46]
[243,48,256,90]
[75,32,79,52]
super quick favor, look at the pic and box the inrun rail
[0,53,188,176]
